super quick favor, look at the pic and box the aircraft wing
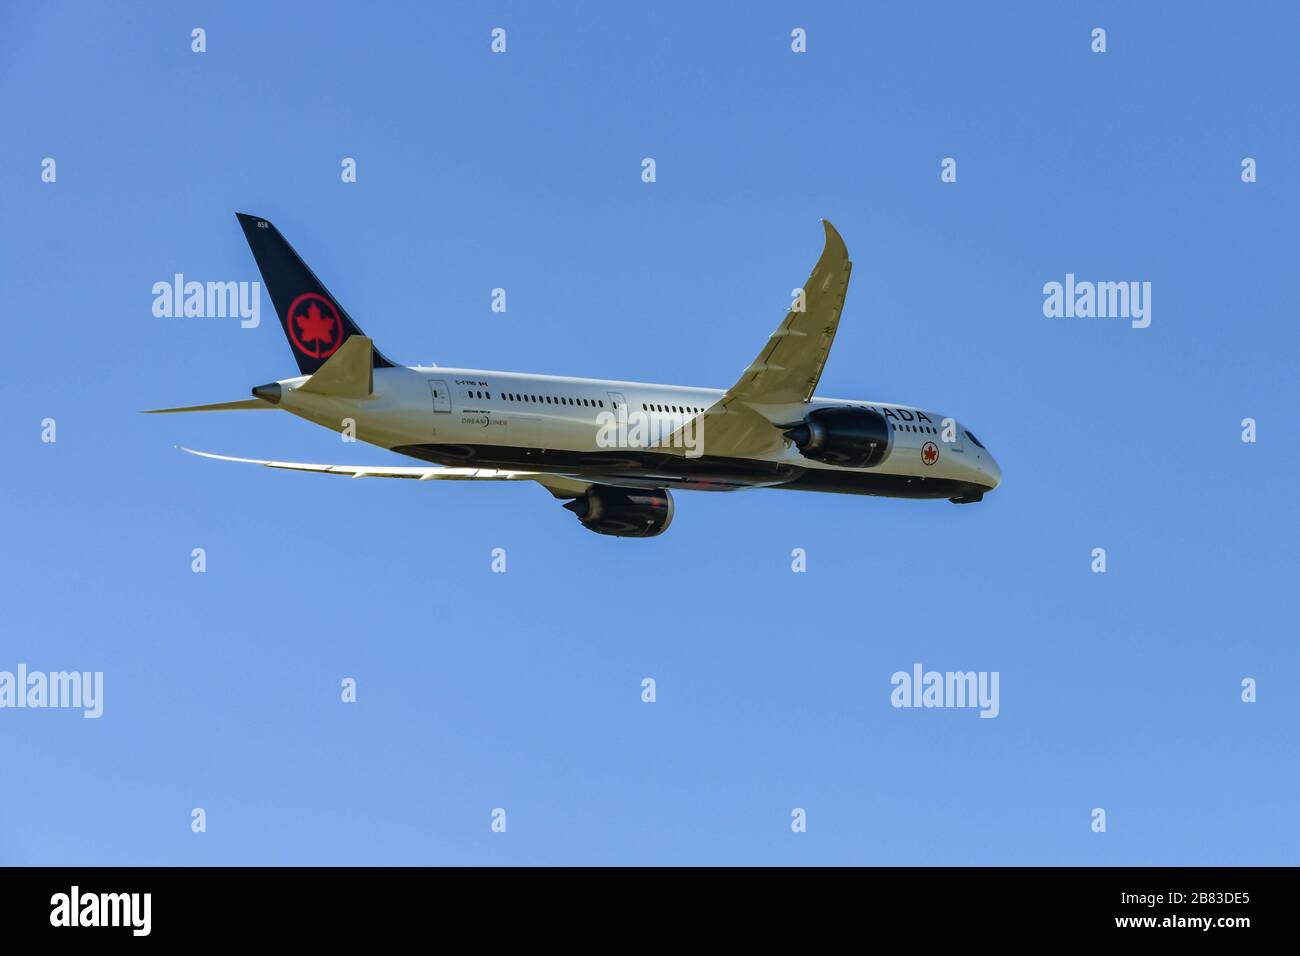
[657,220,852,458]
[179,447,591,498]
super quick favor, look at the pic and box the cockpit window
[964,430,985,449]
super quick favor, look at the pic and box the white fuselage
[269,365,1001,500]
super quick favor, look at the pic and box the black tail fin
[236,213,396,375]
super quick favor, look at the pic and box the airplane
[147,214,1001,537]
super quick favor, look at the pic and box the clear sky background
[2,2,1297,865]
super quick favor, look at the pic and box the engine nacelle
[784,406,891,468]
[563,487,675,537]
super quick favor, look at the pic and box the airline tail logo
[287,292,343,359]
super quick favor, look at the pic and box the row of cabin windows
[464,392,978,445]
[498,392,606,409]
[465,391,949,438]
[471,392,702,413]
[641,403,704,414]
[894,423,985,446]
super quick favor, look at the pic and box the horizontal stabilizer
[143,398,274,414]
[298,336,374,398]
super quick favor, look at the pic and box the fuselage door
[429,380,451,413]
[607,391,627,415]
[946,419,964,453]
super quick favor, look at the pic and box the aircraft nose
[983,452,1001,490]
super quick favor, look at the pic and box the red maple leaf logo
[922,443,938,464]
[295,301,335,346]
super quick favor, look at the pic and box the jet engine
[783,406,891,468]
[563,486,675,538]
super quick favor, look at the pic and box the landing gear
[948,492,984,504]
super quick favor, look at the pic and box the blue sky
[1,1,1297,865]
